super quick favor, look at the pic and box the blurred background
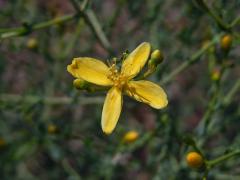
[0,0,240,179]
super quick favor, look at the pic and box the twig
[222,78,240,106]
[0,14,76,39]
[207,150,240,168]
[62,159,82,180]
[0,94,104,105]
[69,0,113,54]
[229,16,240,28]
[160,33,222,85]
[1,0,113,54]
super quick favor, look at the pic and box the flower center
[108,63,127,89]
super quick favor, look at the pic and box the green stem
[222,79,240,106]
[69,0,113,54]
[197,66,226,137]
[0,14,76,39]
[0,94,104,105]
[229,16,240,28]
[198,0,229,30]
[160,34,221,85]
[207,150,240,168]
[62,159,82,180]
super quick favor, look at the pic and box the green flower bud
[27,38,38,49]
[150,49,164,64]
[73,79,88,90]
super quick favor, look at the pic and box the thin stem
[1,0,113,54]
[0,94,104,105]
[222,78,240,106]
[197,67,226,138]
[229,16,240,28]
[62,159,82,180]
[207,150,240,168]
[160,33,222,85]
[0,14,76,39]
[69,0,113,54]
[198,0,229,31]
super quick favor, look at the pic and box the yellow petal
[67,57,113,86]
[102,87,122,134]
[125,80,168,109]
[121,42,151,79]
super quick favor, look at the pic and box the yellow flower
[67,42,168,134]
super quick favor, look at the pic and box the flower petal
[121,42,151,79]
[102,87,122,134]
[67,57,113,86]
[125,80,168,109]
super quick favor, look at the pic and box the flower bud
[220,34,232,51]
[150,50,164,64]
[27,38,38,49]
[122,130,139,143]
[73,78,88,90]
[47,124,58,134]
[186,152,204,168]
[211,68,220,81]
[0,138,6,148]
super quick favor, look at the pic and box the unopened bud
[122,130,139,143]
[186,152,204,168]
[150,50,164,64]
[220,34,232,51]
[27,38,38,49]
[73,79,88,90]
[47,124,58,134]
[0,138,6,148]
[211,68,220,81]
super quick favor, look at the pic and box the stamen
[107,61,128,89]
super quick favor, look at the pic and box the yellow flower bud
[150,50,164,64]
[220,34,232,50]
[211,68,220,81]
[47,124,58,134]
[0,137,6,146]
[122,130,139,143]
[186,152,204,168]
[27,38,38,49]
[73,78,88,90]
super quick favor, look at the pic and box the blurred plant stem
[0,14,76,38]
[229,16,240,28]
[197,0,228,30]
[160,33,222,85]
[0,0,113,54]
[202,149,240,179]
[196,64,229,142]
[71,0,113,54]
[195,0,240,31]
[62,159,82,180]
[222,78,240,106]
[0,94,104,105]
[207,150,240,168]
